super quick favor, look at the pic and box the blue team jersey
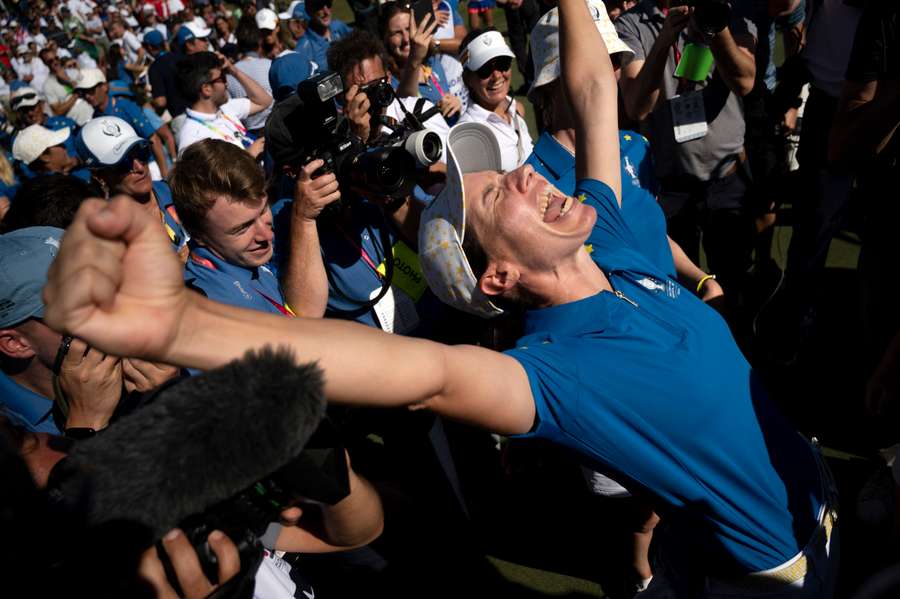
[105,95,158,139]
[505,179,824,573]
[0,371,59,434]
[184,244,292,317]
[525,130,674,277]
[303,20,352,71]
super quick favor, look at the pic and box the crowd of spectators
[0,0,898,597]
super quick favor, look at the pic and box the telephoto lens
[692,0,731,36]
[403,130,443,168]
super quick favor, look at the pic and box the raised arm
[559,0,620,203]
[44,197,537,436]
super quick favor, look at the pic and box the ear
[0,329,37,360]
[478,260,520,298]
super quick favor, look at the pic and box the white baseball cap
[460,30,515,72]
[255,8,279,30]
[75,68,107,89]
[279,0,306,20]
[16,44,29,55]
[142,4,157,13]
[528,0,633,98]
[75,116,149,168]
[12,125,71,165]
[418,122,505,318]
[10,87,41,110]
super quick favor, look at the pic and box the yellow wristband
[696,274,716,295]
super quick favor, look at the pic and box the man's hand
[139,529,240,599]
[435,9,451,26]
[59,338,123,430]
[215,51,235,74]
[123,358,180,394]
[247,136,266,158]
[344,84,373,142]
[660,5,692,46]
[292,159,341,221]
[437,94,462,119]
[43,195,190,363]
[410,12,438,66]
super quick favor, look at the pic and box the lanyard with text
[187,112,256,148]
[334,222,427,301]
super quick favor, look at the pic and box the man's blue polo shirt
[0,372,59,434]
[270,194,446,336]
[505,178,824,573]
[14,116,90,181]
[303,20,352,71]
[104,95,158,139]
[525,131,674,278]
[184,244,291,316]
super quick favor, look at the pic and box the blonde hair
[0,152,14,186]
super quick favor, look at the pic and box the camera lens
[403,130,443,168]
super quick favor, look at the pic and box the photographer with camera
[615,0,757,320]
[175,51,272,156]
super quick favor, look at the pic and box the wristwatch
[64,427,98,440]
[434,39,442,52]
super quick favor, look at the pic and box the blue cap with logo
[0,227,64,328]
[175,21,212,50]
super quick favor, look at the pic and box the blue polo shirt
[14,116,90,181]
[525,131,674,278]
[105,95,158,139]
[184,244,291,317]
[270,193,446,336]
[0,371,59,434]
[505,178,823,573]
[152,181,189,255]
[303,20,352,71]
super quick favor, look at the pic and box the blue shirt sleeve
[576,179,635,251]
[114,98,158,138]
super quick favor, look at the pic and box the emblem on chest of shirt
[636,276,680,299]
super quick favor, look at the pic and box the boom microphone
[48,346,326,539]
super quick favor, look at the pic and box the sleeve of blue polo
[576,178,640,253]
[504,335,581,441]
[119,98,158,138]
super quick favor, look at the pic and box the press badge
[370,286,420,335]
[670,91,708,143]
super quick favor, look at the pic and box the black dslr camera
[288,71,443,201]
[675,0,732,36]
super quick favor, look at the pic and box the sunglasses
[475,56,513,79]
[13,92,38,108]
[206,73,227,86]
[105,143,152,173]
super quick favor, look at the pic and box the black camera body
[675,0,732,36]
[288,72,442,201]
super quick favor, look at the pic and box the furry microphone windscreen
[57,346,326,539]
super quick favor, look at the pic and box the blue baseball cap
[143,29,165,47]
[174,21,212,50]
[0,227,64,328]
[269,52,315,101]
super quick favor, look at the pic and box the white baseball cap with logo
[256,8,279,30]
[528,0,633,98]
[10,87,41,110]
[75,68,107,90]
[75,116,149,169]
[418,122,505,318]
[460,30,515,72]
[12,124,71,165]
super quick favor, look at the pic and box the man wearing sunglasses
[303,0,352,71]
[11,124,90,182]
[457,29,533,173]
[176,51,272,156]
[74,116,190,261]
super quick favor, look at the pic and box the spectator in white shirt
[140,4,168,39]
[176,51,272,156]
[39,49,94,126]
[226,18,273,135]
[107,18,144,66]
[457,29,532,172]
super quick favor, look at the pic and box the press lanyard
[187,111,253,147]
[333,220,385,281]
[421,65,445,97]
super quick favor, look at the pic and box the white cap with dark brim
[460,30,515,72]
